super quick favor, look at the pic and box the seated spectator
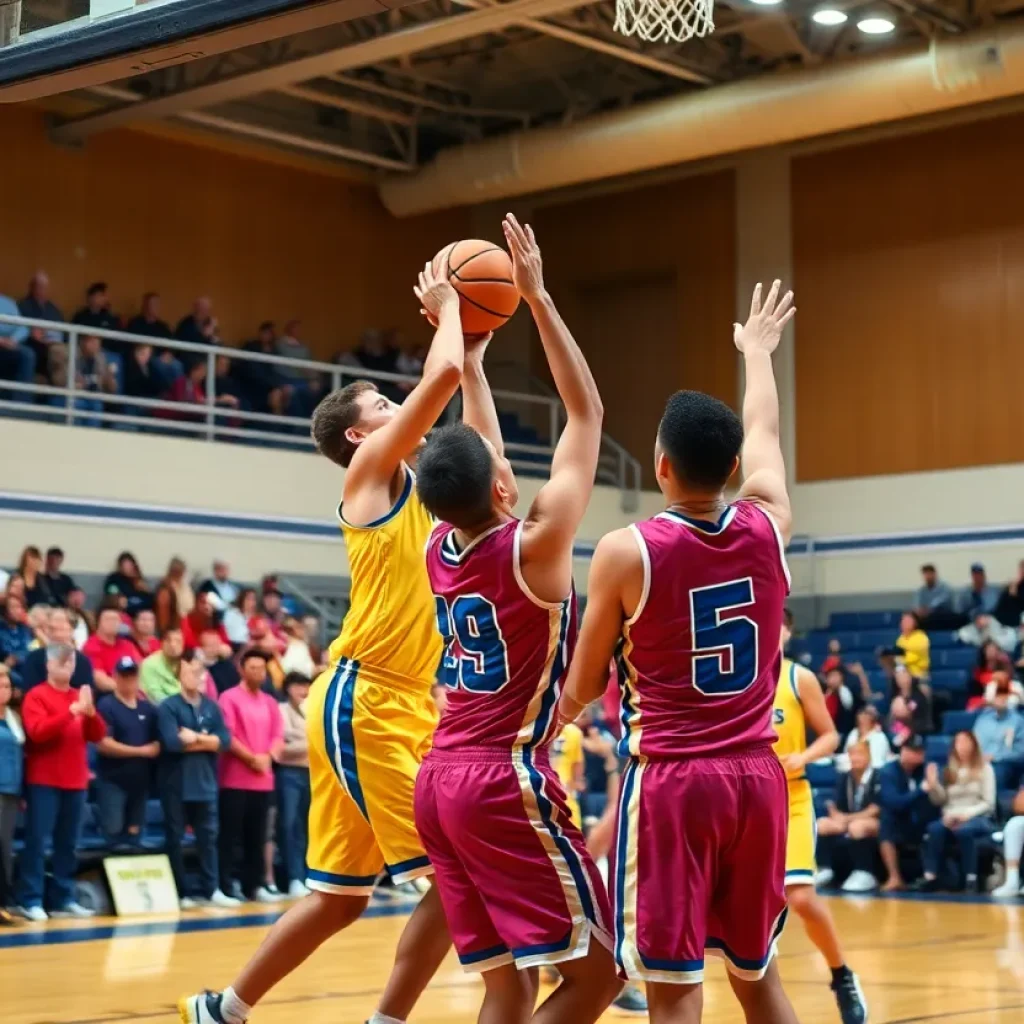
[199,630,240,695]
[957,563,999,619]
[985,670,1023,710]
[888,663,934,743]
[878,734,938,891]
[820,637,844,676]
[17,546,51,609]
[198,559,239,613]
[48,333,118,424]
[27,605,51,649]
[42,547,76,608]
[83,604,138,694]
[126,292,172,340]
[103,551,152,616]
[995,559,1024,629]
[95,657,160,848]
[159,359,209,421]
[155,557,193,634]
[157,654,238,910]
[67,588,93,648]
[301,614,326,670]
[915,730,996,892]
[579,704,619,823]
[260,588,287,643]
[823,666,859,740]
[279,617,316,678]
[992,782,1024,899]
[140,627,185,704]
[842,705,892,768]
[239,321,292,415]
[957,611,1016,653]
[815,740,881,892]
[395,339,427,391]
[18,270,65,379]
[0,666,24,924]
[248,618,287,681]
[0,593,35,691]
[276,318,324,415]
[123,342,165,404]
[72,282,120,336]
[0,290,36,400]
[212,354,245,414]
[17,646,106,920]
[126,608,160,661]
[896,611,930,679]
[968,639,1014,709]
[974,682,1024,790]
[915,564,959,629]
[218,651,284,902]
[276,672,311,898]
[176,297,214,348]
[181,591,231,651]
[20,609,95,692]
[223,588,257,648]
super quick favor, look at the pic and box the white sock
[1006,866,1021,888]
[368,1014,405,1024]
[221,987,252,1024]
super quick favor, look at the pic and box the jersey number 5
[689,578,759,696]
[435,594,510,694]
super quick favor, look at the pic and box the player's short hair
[311,381,379,468]
[657,390,743,491]
[416,423,495,530]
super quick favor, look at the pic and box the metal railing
[0,313,641,507]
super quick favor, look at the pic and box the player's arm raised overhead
[344,262,464,496]
[734,279,796,543]
[460,332,504,455]
[508,213,604,601]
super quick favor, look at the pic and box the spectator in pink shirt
[218,650,283,902]
[82,604,138,694]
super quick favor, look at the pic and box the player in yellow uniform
[775,624,869,1024]
[181,261,465,1024]
[551,720,585,828]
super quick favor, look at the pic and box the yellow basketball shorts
[305,657,437,894]
[784,777,817,886]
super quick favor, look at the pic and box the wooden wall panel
[535,171,737,482]
[0,105,471,359]
[793,113,1024,482]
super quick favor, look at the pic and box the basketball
[431,239,520,336]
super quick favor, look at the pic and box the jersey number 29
[435,594,510,693]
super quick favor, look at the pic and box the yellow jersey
[772,657,807,782]
[551,722,584,826]
[328,466,442,693]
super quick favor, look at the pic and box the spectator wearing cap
[157,653,238,910]
[126,608,161,661]
[17,645,106,920]
[0,665,24,923]
[83,604,139,694]
[199,560,239,613]
[21,608,95,692]
[958,563,999,619]
[140,628,185,705]
[155,557,194,635]
[842,705,892,768]
[915,564,958,630]
[42,548,76,608]
[276,672,311,898]
[218,650,284,903]
[974,680,1024,791]
[877,734,939,892]
[95,657,160,848]
[103,551,152,616]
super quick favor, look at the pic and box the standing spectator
[126,292,172,340]
[199,560,238,613]
[815,740,881,892]
[958,563,999,619]
[126,608,160,661]
[895,612,930,679]
[199,630,240,695]
[157,654,238,910]
[155,557,194,633]
[218,651,284,902]
[72,282,119,335]
[223,588,257,649]
[888,663,934,743]
[991,783,1024,899]
[915,731,996,892]
[17,646,106,919]
[239,322,292,415]
[995,560,1024,629]
[0,291,36,400]
[878,735,937,891]
[17,546,50,608]
[42,548,75,607]
[83,605,138,694]
[915,564,957,629]
[67,588,93,648]
[279,617,316,679]
[140,627,185,705]
[0,666,24,924]
[275,673,311,898]
[0,593,34,691]
[18,271,65,378]
[181,592,230,651]
[974,683,1024,790]
[20,609,95,692]
[842,705,892,768]
[95,657,160,848]
[957,612,1016,654]
[103,551,152,615]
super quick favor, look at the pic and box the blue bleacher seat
[828,611,902,631]
[145,799,164,827]
[812,788,832,816]
[926,630,960,650]
[935,647,977,670]
[942,710,979,735]
[930,668,968,692]
[806,761,838,788]
[925,735,951,763]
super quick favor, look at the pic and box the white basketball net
[614,0,715,43]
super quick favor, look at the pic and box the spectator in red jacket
[17,644,106,920]
[126,608,161,661]
[181,591,231,653]
[82,604,138,693]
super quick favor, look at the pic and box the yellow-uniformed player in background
[182,261,466,1024]
[551,718,585,827]
[775,622,869,1024]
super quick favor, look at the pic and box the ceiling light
[812,8,848,25]
[857,15,895,33]
[749,0,784,6]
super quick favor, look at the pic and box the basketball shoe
[831,967,868,1024]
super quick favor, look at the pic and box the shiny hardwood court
[1,895,1021,1024]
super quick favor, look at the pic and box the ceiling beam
[50,0,599,142]
[277,83,415,124]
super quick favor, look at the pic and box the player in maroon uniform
[559,281,799,1024]
[413,214,620,1023]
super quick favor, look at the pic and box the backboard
[0,0,424,102]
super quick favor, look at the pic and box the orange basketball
[431,239,520,336]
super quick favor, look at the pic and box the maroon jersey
[619,500,790,759]
[425,519,577,750]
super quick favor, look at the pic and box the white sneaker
[288,880,310,898]
[841,870,879,893]
[254,886,283,903]
[179,897,200,911]
[992,879,1023,900]
[49,901,95,919]
[17,905,48,922]
[815,868,835,887]
[207,889,242,908]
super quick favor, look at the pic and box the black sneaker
[612,985,648,1015]
[831,970,868,1024]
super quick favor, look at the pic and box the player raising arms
[181,261,464,1024]
[412,214,621,1024]
[559,281,800,1024]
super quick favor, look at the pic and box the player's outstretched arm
[558,529,641,724]
[508,214,603,598]
[346,263,464,491]
[735,280,795,543]
[460,332,504,455]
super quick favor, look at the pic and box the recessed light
[857,15,895,33]
[812,8,848,25]
[749,0,784,6]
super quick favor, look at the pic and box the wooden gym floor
[0,894,1021,1024]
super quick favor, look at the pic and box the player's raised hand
[503,213,544,301]
[414,261,458,323]
[733,280,795,355]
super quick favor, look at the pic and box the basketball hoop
[614,0,715,43]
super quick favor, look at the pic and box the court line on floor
[883,1002,1024,1024]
